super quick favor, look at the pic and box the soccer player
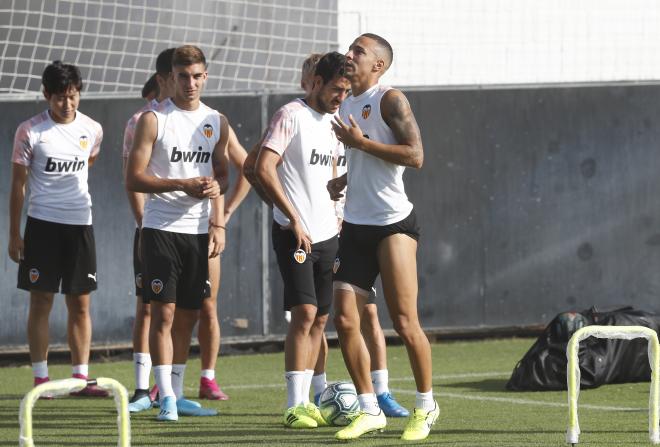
[245,53,407,416]
[123,48,175,412]
[255,52,350,429]
[328,33,439,441]
[142,73,159,102]
[8,60,108,397]
[126,45,228,421]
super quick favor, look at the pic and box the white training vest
[123,98,159,159]
[262,99,339,243]
[12,110,103,225]
[141,98,220,234]
[339,83,413,225]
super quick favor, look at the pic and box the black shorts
[140,228,211,310]
[132,228,145,299]
[18,216,97,295]
[272,223,338,316]
[334,210,420,292]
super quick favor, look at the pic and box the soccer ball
[318,381,359,426]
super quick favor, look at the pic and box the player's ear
[373,59,385,73]
[42,89,51,101]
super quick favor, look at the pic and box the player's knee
[392,314,417,340]
[334,311,359,333]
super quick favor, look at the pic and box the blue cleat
[156,396,178,421]
[377,392,410,417]
[128,395,152,413]
[176,398,218,416]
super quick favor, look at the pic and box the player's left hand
[332,114,364,149]
[208,225,225,258]
[201,178,221,199]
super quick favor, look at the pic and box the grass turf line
[0,338,654,446]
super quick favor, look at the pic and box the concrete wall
[2,84,660,349]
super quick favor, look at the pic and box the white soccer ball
[318,381,359,426]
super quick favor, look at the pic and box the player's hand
[201,178,221,199]
[282,218,312,254]
[182,176,211,198]
[332,114,364,149]
[327,175,347,201]
[8,234,24,263]
[208,225,225,258]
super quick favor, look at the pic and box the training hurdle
[19,377,130,447]
[566,325,660,445]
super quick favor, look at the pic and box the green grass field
[0,338,655,446]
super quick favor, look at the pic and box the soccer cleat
[400,401,440,441]
[176,398,217,416]
[149,384,159,402]
[283,404,318,429]
[128,391,152,413]
[304,402,328,427]
[69,374,109,397]
[377,392,410,417]
[313,392,321,406]
[198,377,229,400]
[34,376,53,400]
[157,396,178,421]
[335,410,386,440]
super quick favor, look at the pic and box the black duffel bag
[506,306,660,391]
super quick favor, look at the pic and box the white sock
[171,364,186,400]
[285,371,306,408]
[32,361,48,379]
[302,369,313,404]
[358,393,380,415]
[312,372,327,398]
[201,369,215,380]
[133,353,152,390]
[153,365,175,399]
[415,390,435,412]
[72,364,88,377]
[371,369,389,395]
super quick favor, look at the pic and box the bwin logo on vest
[309,149,333,166]
[45,157,85,173]
[170,146,211,163]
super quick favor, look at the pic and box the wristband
[210,223,225,229]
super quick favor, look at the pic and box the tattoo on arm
[383,91,423,167]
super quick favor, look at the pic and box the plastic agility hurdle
[19,377,130,447]
[566,325,660,445]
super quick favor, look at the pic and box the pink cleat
[198,377,229,401]
[69,373,109,397]
[34,376,53,400]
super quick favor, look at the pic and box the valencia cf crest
[79,135,89,150]
[151,279,163,294]
[29,268,40,283]
[135,273,142,289]
[361,104,371,119]
[333,257,340,274]
[293,249,307,264]
[203,124,213,138]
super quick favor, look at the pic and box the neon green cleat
[304,402,328,427]
[400,401,440,441]
[284,404,318,429]
[335,410,386,441]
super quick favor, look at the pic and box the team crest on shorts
[333,257,340,274]
[135,273,142,289]
[151,279,163,294]
[29,268,39,283]
[293,249,307,264]
[361,104,372,119]
[79,135,89,150]
[203,124,213,138]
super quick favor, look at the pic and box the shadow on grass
[440,378,511,392]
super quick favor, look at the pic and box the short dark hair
[172,45,207,68]
[156,48,176,75]
[42,60,82,95]
[314,51,347,84]
[141,73,159,99]
[361,33,393,69]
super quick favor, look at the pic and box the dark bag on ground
[506,306,660,391]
